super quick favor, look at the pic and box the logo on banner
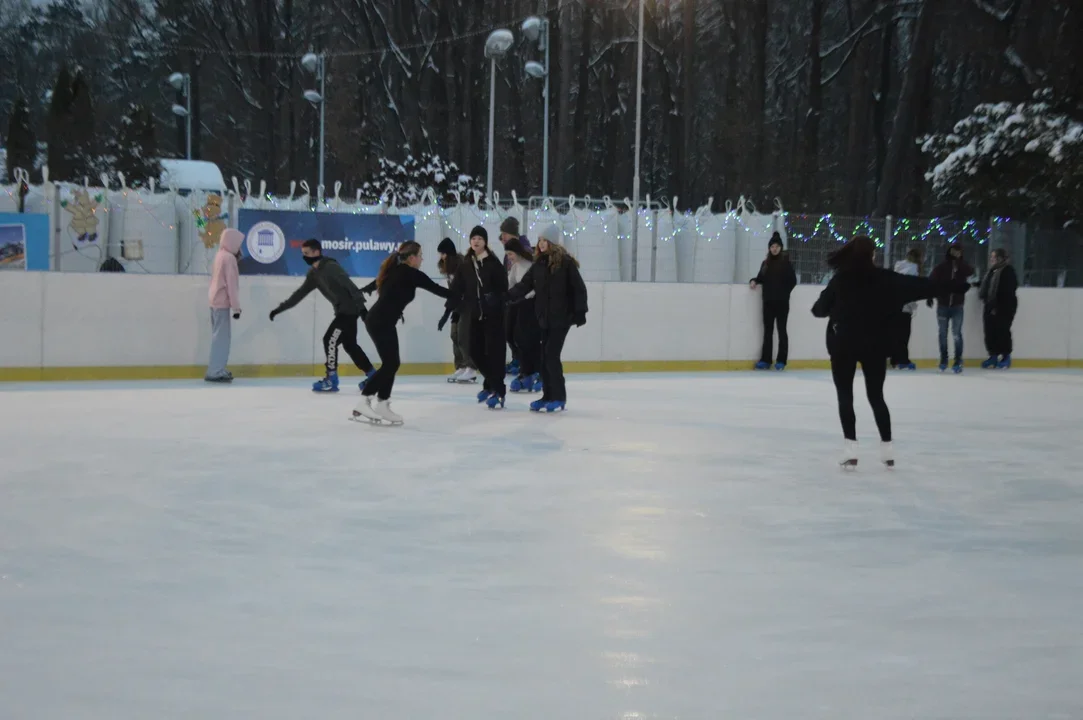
[246,221,286,264]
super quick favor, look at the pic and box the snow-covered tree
[357,152,483,205]
[922,90,1083,224]
[4,94,35,182]
[46,65,74,180]
[108,104,160,187]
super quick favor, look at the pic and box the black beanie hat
[500,216,520,236]
[437,237,456,256]
[768,232,783,248]
[469,225,489,245]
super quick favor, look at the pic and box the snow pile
[358,152,482,205]
[921,90,1082,221]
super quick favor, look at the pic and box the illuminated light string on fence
[783,213,1006,248]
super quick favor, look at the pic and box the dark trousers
[539,325,571,402]
[324,313,374,376]
[760,303,789,365]
[889,312,913,366]
[362,318,400,400]
[830,352,891,442]
[471,313,508,395]
[983,307,1015,357]
[505,306,519,364]
[515,301,541,376]
[451,314,475,370]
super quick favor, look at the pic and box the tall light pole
[630,0,646,281]
[301,52,327,195]
[484,29,514,206]
[522,16,550,197]
[167,72,191,160]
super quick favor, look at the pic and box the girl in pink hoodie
[206,228,243,382]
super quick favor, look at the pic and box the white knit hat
[537,223,562,243]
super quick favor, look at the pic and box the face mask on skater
[303,255,320,266]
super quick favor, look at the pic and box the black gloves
[232,310,241,320]
[269,308,280,321]
[573,313,587,328]
[437,309,451,332]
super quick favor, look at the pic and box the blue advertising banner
[236,209,415,277]
[0,213,50,271]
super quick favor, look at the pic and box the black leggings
[471,313,508,395]
[324,313,374,376]
[362,318,400,400]
[831,353,891,442]
[760,303,789,365]
[539,326,571,402]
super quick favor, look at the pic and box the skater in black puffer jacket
[749,232,797,370]
[441,226,509,408]
[507,224,588,413]
[811,236,968,469]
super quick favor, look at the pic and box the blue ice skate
[981,356,998,369]
[486,394,506,410]
[774,362,785,371]
[529,373,543,393]
[312,372,340,392]
[754,361,770,370]
[510,375,528,393]
[939,362,948,372]
[358,368,377,391]
[529,398,548,412]
[476,389,493,403]
[544,400,566,413]
[505,360,519,376]
[952,360,963,374]
[997,354,1012,369]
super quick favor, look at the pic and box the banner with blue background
[0,213,50,271]
[236,209,415,277]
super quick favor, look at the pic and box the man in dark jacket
[268,238,375,392]
[979,247,1019,369]
[926,244,974,372]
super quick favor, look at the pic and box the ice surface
[2,371,1083,720]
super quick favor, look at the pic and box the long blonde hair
[375,241,422,289]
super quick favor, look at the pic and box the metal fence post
[884,215,893,268]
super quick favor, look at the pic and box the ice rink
[2,369,1083,719]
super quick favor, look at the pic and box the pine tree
[111,104,161,187]
[4,95,36,183]
[47,65,75,181]
[67,70,97,182]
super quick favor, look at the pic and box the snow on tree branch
[357,152,482,205]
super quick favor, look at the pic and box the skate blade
[883,460,895,469]
[840,459,858,471]
[349,413,402,426]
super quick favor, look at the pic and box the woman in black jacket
[750,232,798,370]
[507,224,588,413]
[442,226,509,408]
[811,236,967,469]
[437,238,476,383]
[979,248,1019,369]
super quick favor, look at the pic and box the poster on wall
[0,213,50,271]
[236,209,415,277]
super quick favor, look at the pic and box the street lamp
[631,0,645,281]
[521,16,550,197]
[167,72,191,160]
[301,52,327,195]
[484,29,514,206]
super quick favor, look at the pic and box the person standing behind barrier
[505,237,543,394]
[205,228,243,383]
[499,216,531,375]
[749,232,797,370]
[889,247,923,370]
[979,248,1019,369]
[437,238,477,384]
[926,244,973,373]
[441,226,509,409]
[507,224,588,413]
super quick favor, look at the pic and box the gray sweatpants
[206,308,232,378]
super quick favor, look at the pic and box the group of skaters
[229,217,589,425]
[746,232,1019,468]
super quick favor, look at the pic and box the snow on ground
[2,370,1082,719]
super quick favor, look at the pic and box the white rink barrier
[1,274,1081,380]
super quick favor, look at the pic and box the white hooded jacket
[507,253,535,299]
[894,259,919,314]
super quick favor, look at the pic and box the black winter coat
[979,262,1018,315]
[507,255,589,329]
[812,267,966,357]
[751,256,798,308]
[446,252,508,322]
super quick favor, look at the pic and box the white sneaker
[448,367,465,382]
[458,368,477,382]
[352,396,382,421]
[374,399,403,424]
[880,441,895,468]
[840,440,858,469]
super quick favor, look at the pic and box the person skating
[205,229,243,383]
[979,248,1019,369]
[437,238,477,384]
[440,226,509,409]
[506,224,588,413]
[749,232,797,370]
[505,237,543,394]
[811,236,968,469]
[498,216,531,376]
[352,241,451,424]
[889,247,923,370]
[268,239,376,392]
[926,244,974,373]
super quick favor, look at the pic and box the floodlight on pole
[166,72,192,159]
[300,52,327,196]
[521,16,550,197]
[484,29,514,206]
[631,0,645,281]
